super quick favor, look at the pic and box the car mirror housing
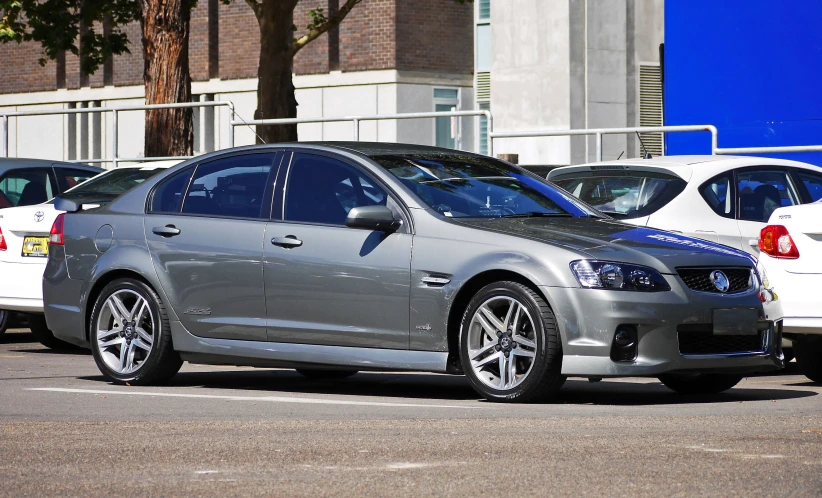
[345,206,401,232]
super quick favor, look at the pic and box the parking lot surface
[2,328,821,497]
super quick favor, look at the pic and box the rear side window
[182,154,275,219]
[0,169,54,207]
[55,168,97,191]
[552,174,686,219]
[700,173,734,219]
[737,169,799,222]
[794,169,822,202]
[151,168,194,213]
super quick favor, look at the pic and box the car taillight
[49,214,65,246]
[759,224,799,259]
[0,226,6,251]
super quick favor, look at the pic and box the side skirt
[170,321,450,373]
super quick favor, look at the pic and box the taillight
[0,226,6,251]
[49,214,65,246]
[759,224,799,259]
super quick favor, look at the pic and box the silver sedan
[43,143,783,402]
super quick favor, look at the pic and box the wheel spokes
[109,294,133,322]
[478,304,505,334]
[97,289,155,375]
[473,351,502,370]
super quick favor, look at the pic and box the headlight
[570,260,671,292]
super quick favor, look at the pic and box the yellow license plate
[21,236,49,257]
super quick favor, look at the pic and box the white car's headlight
[570,260,671,292]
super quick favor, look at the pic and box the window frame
[698,171,737,220]
[146,151,283,221]
[274,150,412,233]
[54,166,99,192]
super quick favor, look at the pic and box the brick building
[0,0,475,163]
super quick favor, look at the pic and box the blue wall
[664,1,822,165]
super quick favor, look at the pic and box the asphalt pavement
[1,327,821,497]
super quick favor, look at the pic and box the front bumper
[0,260,47,313]
[541,277,783,377]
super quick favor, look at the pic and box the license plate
[21,236,49,258]
[712,308,758,336]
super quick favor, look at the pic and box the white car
[547,155,822,257]
[0,160,179,347]
[756,201,822,383]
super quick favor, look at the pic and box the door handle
[271,235,303,248]
[152,225,181,237]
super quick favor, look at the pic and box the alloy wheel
[95,289,155,374]
[466,296,538,390]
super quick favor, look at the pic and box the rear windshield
[552,173,686,219]
[65,168,166,197]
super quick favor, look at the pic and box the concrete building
[0,0,664,167]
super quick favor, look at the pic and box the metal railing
[1,101,235,167]
[236,109,494,155]
[714,144,822,155]
[489,125,719,162]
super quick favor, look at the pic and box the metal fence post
[485,110,494,157]
[353,118,360,141]
[112,109,119,168]
[595,133,603,161]
[227,102,235,149]
[1,115,7,158]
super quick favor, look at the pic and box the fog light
[610,325,638,362]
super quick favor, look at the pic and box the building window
[478,0,490,21]
[434,89,459,149]
[66,101,103,164]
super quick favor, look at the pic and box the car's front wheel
[794,336,822,383]
[658,373,743,394]
[90,278,182,385]
[460,281,565,403]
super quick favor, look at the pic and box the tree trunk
[141,0,193,157]
[255,0,299,144]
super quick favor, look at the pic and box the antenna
[617,151,624,160]
[636,132,652,159]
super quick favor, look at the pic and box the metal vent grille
[677,329,765,355]
[639,64,663,156]
[476,72,491,102]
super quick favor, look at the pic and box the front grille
[676,267,752,294]
[677,327,764,355]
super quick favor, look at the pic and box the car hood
[453,217,755,274]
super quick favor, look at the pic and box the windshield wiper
[500,212,573,218]
[595,210,629,218]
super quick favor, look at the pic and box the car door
[144,152,280,341]
[264,151,412,349]
[735,168,801,255]
[696,171,743,249]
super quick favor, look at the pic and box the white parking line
[26,387,478,409]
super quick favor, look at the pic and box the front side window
[737,169,799,222]
[0,169,54,207]
[700,173,734,219]
[552,174,686,219]
[372,154,596,218]
[151,168,194,213]
[794,169,822,202]
[284,154,387,225]
[182,154,275,218]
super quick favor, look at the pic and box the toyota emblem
[34,211,44,222]
[709,270,730,293]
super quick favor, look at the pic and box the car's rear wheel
[29,314,76,349]
[296,369,358,379]
[90,278,182,385]
[0,310,8,335]
[460,281,565,403]
[658,373,743,394]
[794,336,822,383]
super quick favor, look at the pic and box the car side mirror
[345,206,401,232]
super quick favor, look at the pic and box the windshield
[552,173,686,219]
[371,154,599,218]
[63,167,167,197]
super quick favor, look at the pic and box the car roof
[0,158,102,174]
[298,141,476,157]
[109,159,182,170]
[547,155,822,183]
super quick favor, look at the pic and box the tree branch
[243,0,261,21]
[291,0,361,56]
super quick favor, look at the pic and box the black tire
[794,337,822,383]
[0,309,8,335]
[658,373,743,394]
[459,281,565,403]
[296,369,358,379]
[89,278,182,385]
[29,314,77,349]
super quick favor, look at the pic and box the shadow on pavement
[0,329,38,344]
[79,368,817,405]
